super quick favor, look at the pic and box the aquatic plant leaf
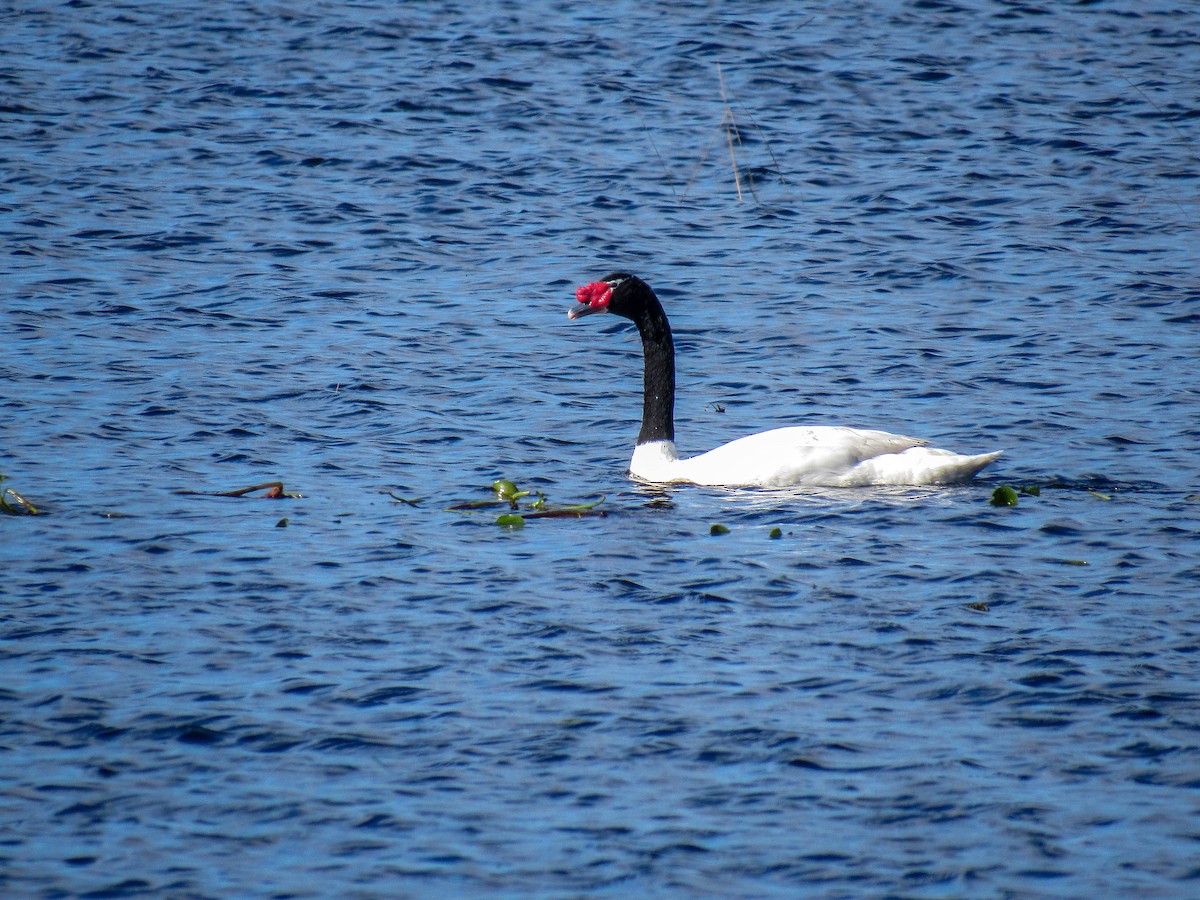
[522,508,607,519]
[492,479,520,499]
[710,523,730,535]
[496,513,525,527]
[990,486,1019,507]
[769,527,782,539]
[449,499,504,510]
[549,495,605,513]
[0,488,40,515]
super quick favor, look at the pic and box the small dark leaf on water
[710,523,730,535]
[769,527,782,539]
[990,486,1019,507]
[1018,485,1041,496]
[496,513,525,527]
[967,601,990,612]
[276,517,289,528]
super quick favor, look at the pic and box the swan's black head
[567,272,650,321]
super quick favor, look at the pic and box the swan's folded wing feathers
[674,426,923,486]
[847,428,929,458]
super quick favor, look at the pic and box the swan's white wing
[678,426,927,486]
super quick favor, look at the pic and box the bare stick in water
[717,65,744,201]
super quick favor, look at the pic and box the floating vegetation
[1,474,40,515]
[710,523,730,535]
[967,602,990,612]
[492,480,526,503]
[448,479,607,526]
[769,527,782,539]
[387,494,425,507]
[177,481,302,499]
[988,481,1125,507]
[990,486,1020,507]
[448,497,509,511]
[1,489,40,515]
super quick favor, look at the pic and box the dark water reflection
[3,0,1198,896]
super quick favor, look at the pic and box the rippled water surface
[4,0,1199,896]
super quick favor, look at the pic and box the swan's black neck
[630,285,675,445]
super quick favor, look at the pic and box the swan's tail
[909,448,1003,485]
[847,448,1003,486]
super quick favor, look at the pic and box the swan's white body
[631,428,1003,488]
[569,273,1003,488]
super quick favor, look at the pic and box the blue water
[3,0,1199,896]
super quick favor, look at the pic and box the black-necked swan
[567,272,1002,487]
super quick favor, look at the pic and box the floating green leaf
[1018,485,1041,496]
[769,527,782,539]
[496,513,525,528]
[990,486,1019,507]
[1087,490,1112,501]
[710,523,730,535]
[549,495,605,513]
[275,517,289,528]
[492,479,528,500]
